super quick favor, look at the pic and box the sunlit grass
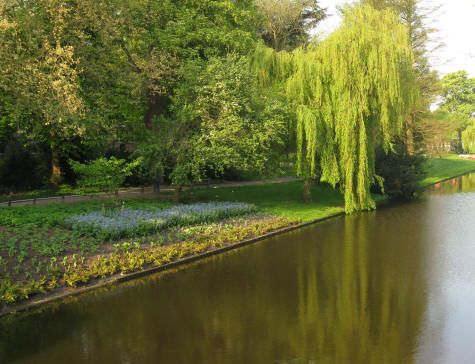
[183,181,384,222]
[420,154,475,187]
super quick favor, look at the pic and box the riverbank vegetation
[0,199,296,306]
[1,155,474,307]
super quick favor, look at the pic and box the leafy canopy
[165,55,286,187]
[439,71,475,117]
[253,4,418,212]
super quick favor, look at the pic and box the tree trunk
[174,185,182,204]
[153,169,161,193]
[145,95,168,194]
[50,145,62,186]
[406,127,414,155]
[457,129,463,153]
[302,178,312,202]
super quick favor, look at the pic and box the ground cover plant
[0,199,172,227]
[64,202,257,240]
[0,198,290,307]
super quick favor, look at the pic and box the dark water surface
[1,174,475,364]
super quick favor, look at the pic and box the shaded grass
[420,154,475,187]
[0,186,108,203]
[0,186,165,203]
[0,199,172,227]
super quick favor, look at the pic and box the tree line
[0,0,473,211]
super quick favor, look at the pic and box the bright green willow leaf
[252,4,419,213]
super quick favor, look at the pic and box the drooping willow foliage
[462,122,475,153]
[252,4,419,213]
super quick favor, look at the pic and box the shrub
[69,157,142,198]
[374,142,426,198]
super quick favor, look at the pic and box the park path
[0,177,299,207]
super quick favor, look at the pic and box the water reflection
[429,173,475,196]
[1,173,474,363]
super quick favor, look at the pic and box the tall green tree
[111,0,263,192]
[253,4,418,212]
[439,71,475,153]
[0,0,87,185]
[256,0,326,51]
[164,55,286,202]
[361,0,442,153]
[439,71,475,117]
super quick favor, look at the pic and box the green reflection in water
[2,174,475,364]
[427,172,475,196]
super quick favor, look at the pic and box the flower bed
[0,215,295,306]
[459,155,475,160]
[64,202,257,240]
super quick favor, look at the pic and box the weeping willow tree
[252,4,419,213]
[462,122,475,153]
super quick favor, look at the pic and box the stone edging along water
[2,169,475,317]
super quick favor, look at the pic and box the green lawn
[421,154,475,187]
[184,181,385,222]
[3,154,473,222]
[182,154,475,222]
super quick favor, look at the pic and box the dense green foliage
[70,157,142,196]
[164,55,287,190]
[440,71,475,117]
[374,142,426,198]
[253,5,418,212]
[438,71,474,153]
[0,0,469,214]
[439,71,475,153]
[0,0,273,190]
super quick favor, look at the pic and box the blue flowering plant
[64,202,257,240]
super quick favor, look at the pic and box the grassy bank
[184,181,346,222]
[1,154,474,309]
[420,154,475,187]
[0,181,353,308]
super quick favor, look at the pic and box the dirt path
[0,177,299,207]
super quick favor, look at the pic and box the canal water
[1,173,475,363]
